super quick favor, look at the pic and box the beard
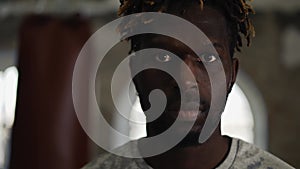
[145,109,208,148]
[175,131,202,148]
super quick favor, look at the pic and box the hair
[118,0,255,57]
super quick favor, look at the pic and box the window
[0,66,18,169]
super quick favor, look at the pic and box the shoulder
[81,141,149,169]
[81,152,126,169]
[232,138,295,169]
[82,152,144,169]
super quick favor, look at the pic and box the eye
[198,53,218,63]
[155,54,172,63]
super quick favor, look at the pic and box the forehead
[139,5,229,53]
[179,5,229,41]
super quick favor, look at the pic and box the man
[83,0,294,168]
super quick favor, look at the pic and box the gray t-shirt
[82,138,294,169]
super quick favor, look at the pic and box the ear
[228,57,239,93]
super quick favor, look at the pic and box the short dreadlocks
[118,0,255,57]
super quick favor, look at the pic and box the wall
[237,12,300,167]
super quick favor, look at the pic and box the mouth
[166,102,208,122]
[176,110,205,121]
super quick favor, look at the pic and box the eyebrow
[194,41,225,55]
[146,36,226,55]
[212,42,225,51]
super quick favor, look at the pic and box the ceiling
[251,0,300,12]
[0,0,300,17]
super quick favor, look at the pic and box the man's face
[130,5,239,141]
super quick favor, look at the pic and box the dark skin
[130,3,239,169]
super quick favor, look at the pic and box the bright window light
[221,85,254,143]
[2,66,18,128]
[0,66,19,169]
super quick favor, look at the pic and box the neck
[142,127,231,169]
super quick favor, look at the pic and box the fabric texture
[82,138,294,169]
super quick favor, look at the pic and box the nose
[180,54,198,91]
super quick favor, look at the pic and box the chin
[145,108,209,147]
[175,130,203,148]
[167,119,206,148]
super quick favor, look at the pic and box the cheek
[194,62,230,93]
[133,70,176,94]
[133,72,178,111]
[219,61,234,90]
[195,68,211,88]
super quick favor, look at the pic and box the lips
[166,102,208,122]
[177,110,200,121]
